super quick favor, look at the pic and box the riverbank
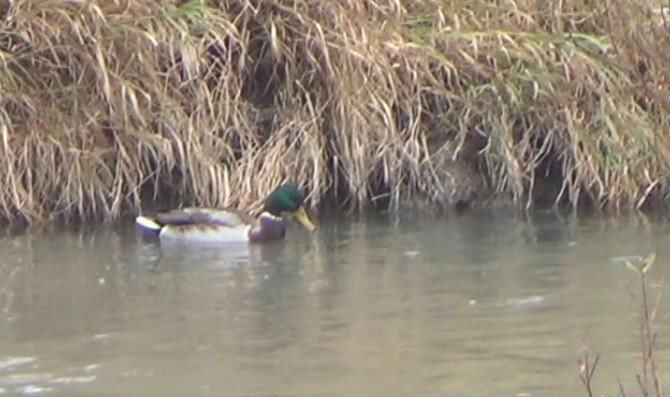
[0,1,668,222]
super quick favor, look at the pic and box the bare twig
[616,375,627,397]
[579,351,600,397]
[626,253,663,397]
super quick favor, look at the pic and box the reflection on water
[0,211,669,396]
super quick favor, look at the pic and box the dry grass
[0,0,669,222]
[580,253,664,396]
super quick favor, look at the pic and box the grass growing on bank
[0,0,669,222]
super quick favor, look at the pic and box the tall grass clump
[0,0,669,222]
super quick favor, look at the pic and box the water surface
[0,210,669,396]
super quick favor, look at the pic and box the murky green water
[0,210,669,396]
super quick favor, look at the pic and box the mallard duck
[135,184,317,243]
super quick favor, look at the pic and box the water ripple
[0,357,35,373]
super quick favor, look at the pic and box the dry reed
[0,0,669,222]
[580,253,664,396]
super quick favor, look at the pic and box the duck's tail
[135,215,162,233]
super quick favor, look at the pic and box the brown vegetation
[0,0,669,222]
[580,253,663,396]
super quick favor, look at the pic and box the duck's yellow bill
[294,206,317,232]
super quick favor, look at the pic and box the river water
[0,209,669,396]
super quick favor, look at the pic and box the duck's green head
[264,184,317,232]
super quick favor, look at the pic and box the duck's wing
[136,207,257,243]
[154,207,254,228]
